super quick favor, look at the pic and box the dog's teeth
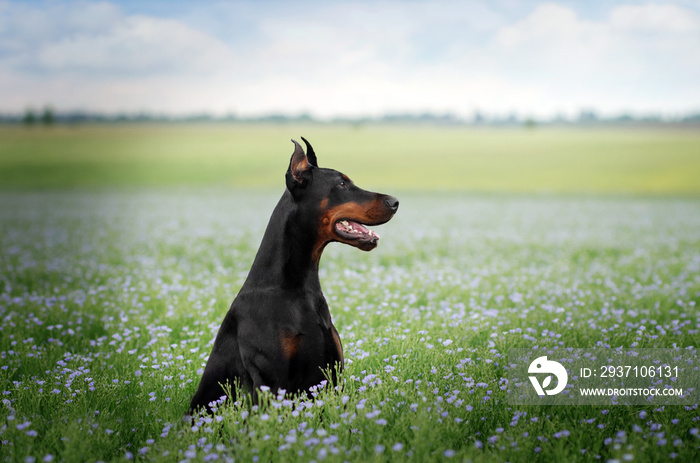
[337,220,380,240]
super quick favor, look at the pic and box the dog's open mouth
[335,219,380,245]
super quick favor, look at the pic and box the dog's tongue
[336,220,380,241]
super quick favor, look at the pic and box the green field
[1,124,700,193]
[1,125,699,462]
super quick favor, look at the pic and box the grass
[1,124,700,193]
[1,189,699,462]
[0,125,699,461]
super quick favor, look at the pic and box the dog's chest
[283,295,343,369]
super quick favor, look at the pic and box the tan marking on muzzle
[311,197,391,263]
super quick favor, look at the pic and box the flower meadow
[1,189,699,462]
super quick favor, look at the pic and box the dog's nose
[385,196,399,212]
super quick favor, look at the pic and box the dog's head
[285,138,398,257]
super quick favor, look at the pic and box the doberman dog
[189,138,398,414]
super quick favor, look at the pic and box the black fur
[189,138,398,413]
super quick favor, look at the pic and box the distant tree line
[19,107,55,126]
[1,108,700,127]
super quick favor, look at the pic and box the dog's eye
[338,181,346,188]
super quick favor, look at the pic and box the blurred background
[1,0,699,192]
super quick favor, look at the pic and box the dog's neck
[242,190,322,292]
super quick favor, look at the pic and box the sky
[1,0,699,119]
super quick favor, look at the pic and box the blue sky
[1,0,699,118]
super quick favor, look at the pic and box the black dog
[189,138,398,413]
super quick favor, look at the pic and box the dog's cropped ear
[286,139,312,191]
[301,136,318,167]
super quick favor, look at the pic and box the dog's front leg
[239,341,288,402]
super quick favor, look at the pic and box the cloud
[0,1,698,117]
[0,1,232,76]
[480,3,700,114]
[493,3,700,76]
[225,1,700,117]
[0,0,236,112]
[34,15,233,76]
